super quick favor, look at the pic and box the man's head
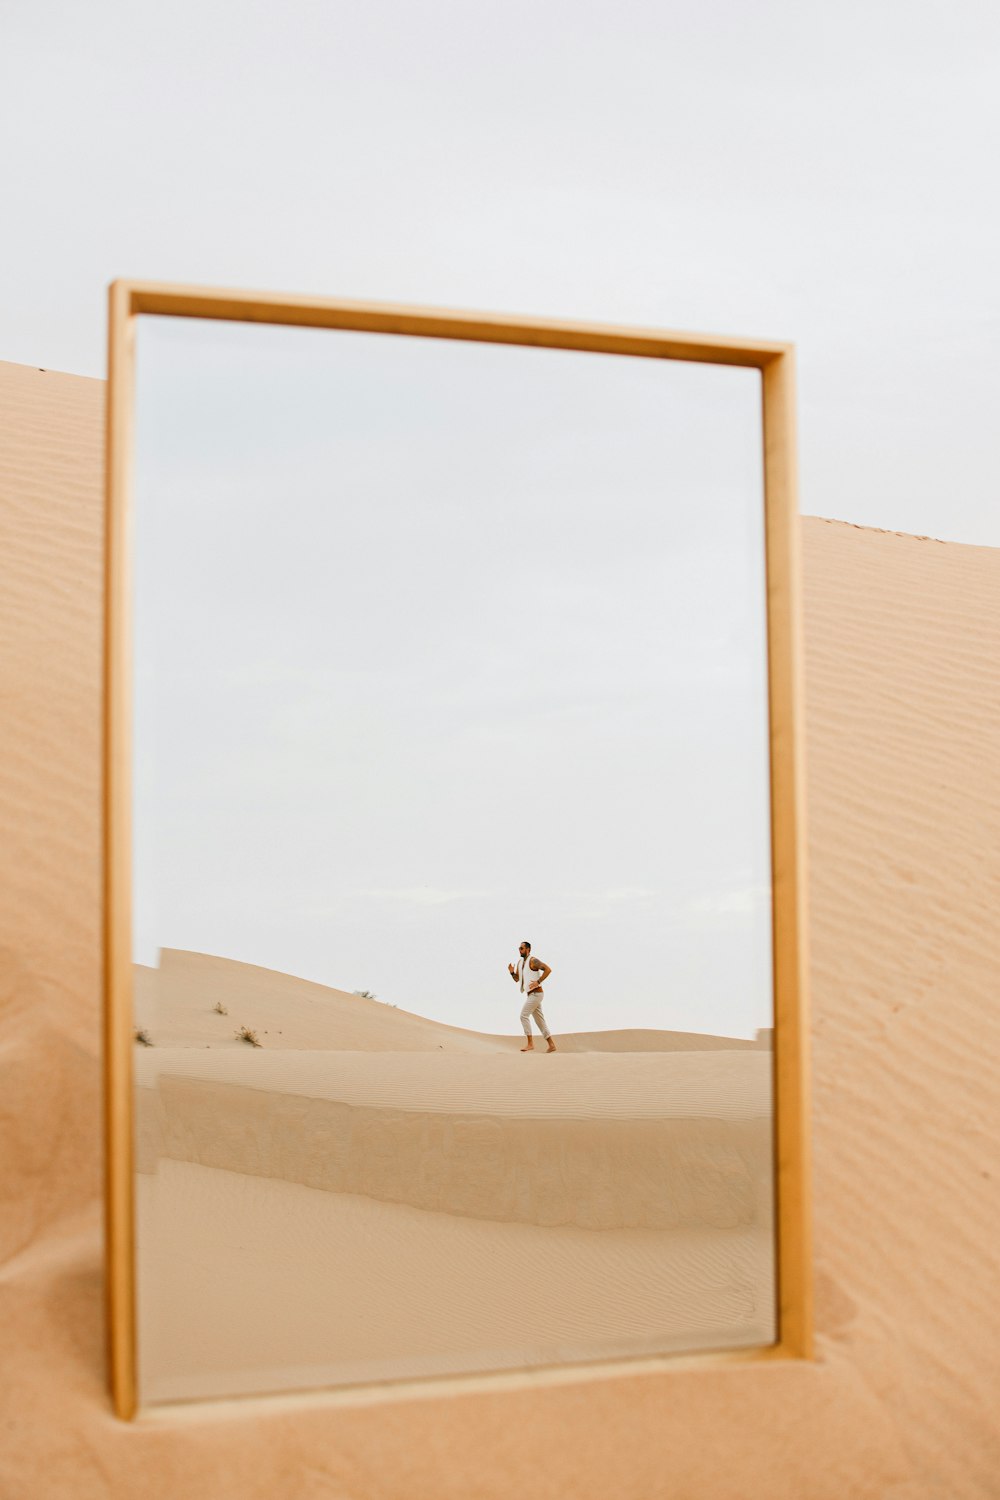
[518,941,531,957]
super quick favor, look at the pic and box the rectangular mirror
[104,286,810,1416]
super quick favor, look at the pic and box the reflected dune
[135,952,775,1399]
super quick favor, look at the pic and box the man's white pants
[520,992,551,1040]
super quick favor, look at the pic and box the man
[508,940,556,1053]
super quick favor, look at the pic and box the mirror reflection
[131,315,775,1403]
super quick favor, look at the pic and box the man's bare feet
[546,1039,557,1053]
[520,1040,534,1052]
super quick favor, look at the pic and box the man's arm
[528,958,552,989]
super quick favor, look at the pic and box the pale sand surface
[134,993,774,1393]
[134,1042,771,1118]
[137,947,766,1053]
[137,1055,769,1222]
[132,939,775,1396]
[2,359,1000,1497]
[138,1163,773,1403]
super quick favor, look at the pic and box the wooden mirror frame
[103,281,812,1420]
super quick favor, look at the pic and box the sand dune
[134,952,775,1390]
[135,1048,772,1232]
[138,1163,773,1404]
[3,360,1000,1498]
[138,948,766,1053]
[135,1043,771,1119]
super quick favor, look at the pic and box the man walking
[508,940,556,1052]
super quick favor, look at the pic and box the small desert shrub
[235,1026,261,1047]
[353,988,395,1008]
[213,1002,228,1015]
[134,1028,153,1046]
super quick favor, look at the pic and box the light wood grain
[101,287,811,1412]
[120,279,791,367]
[103,280,138,1420]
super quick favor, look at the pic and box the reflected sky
[133,315,772,1037]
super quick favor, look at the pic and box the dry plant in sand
[213,1002,228,1015]
[235,1026,261,1047]
[353,988,396,1009]
[133,1029,153,1046]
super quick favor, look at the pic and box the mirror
[117,297,797,1408]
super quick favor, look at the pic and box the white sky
[2,0,998,1034]
[132,316,772,1036]
[1,0,998,548]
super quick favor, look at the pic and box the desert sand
[2,357,1000,1498]
[135,947,767,1054]
[133,950,775,1401]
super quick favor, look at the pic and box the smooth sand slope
[133,953,775,1398]
[139,1164,771,1403]
[137,947,767,1053]
[2,360,999,1498]
[136,1049,771,1215]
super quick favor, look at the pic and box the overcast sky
[133,316,772,1036]
[2,0,998,549]
[3,0,998,1035]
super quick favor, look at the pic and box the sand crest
[137,947,767,1053]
